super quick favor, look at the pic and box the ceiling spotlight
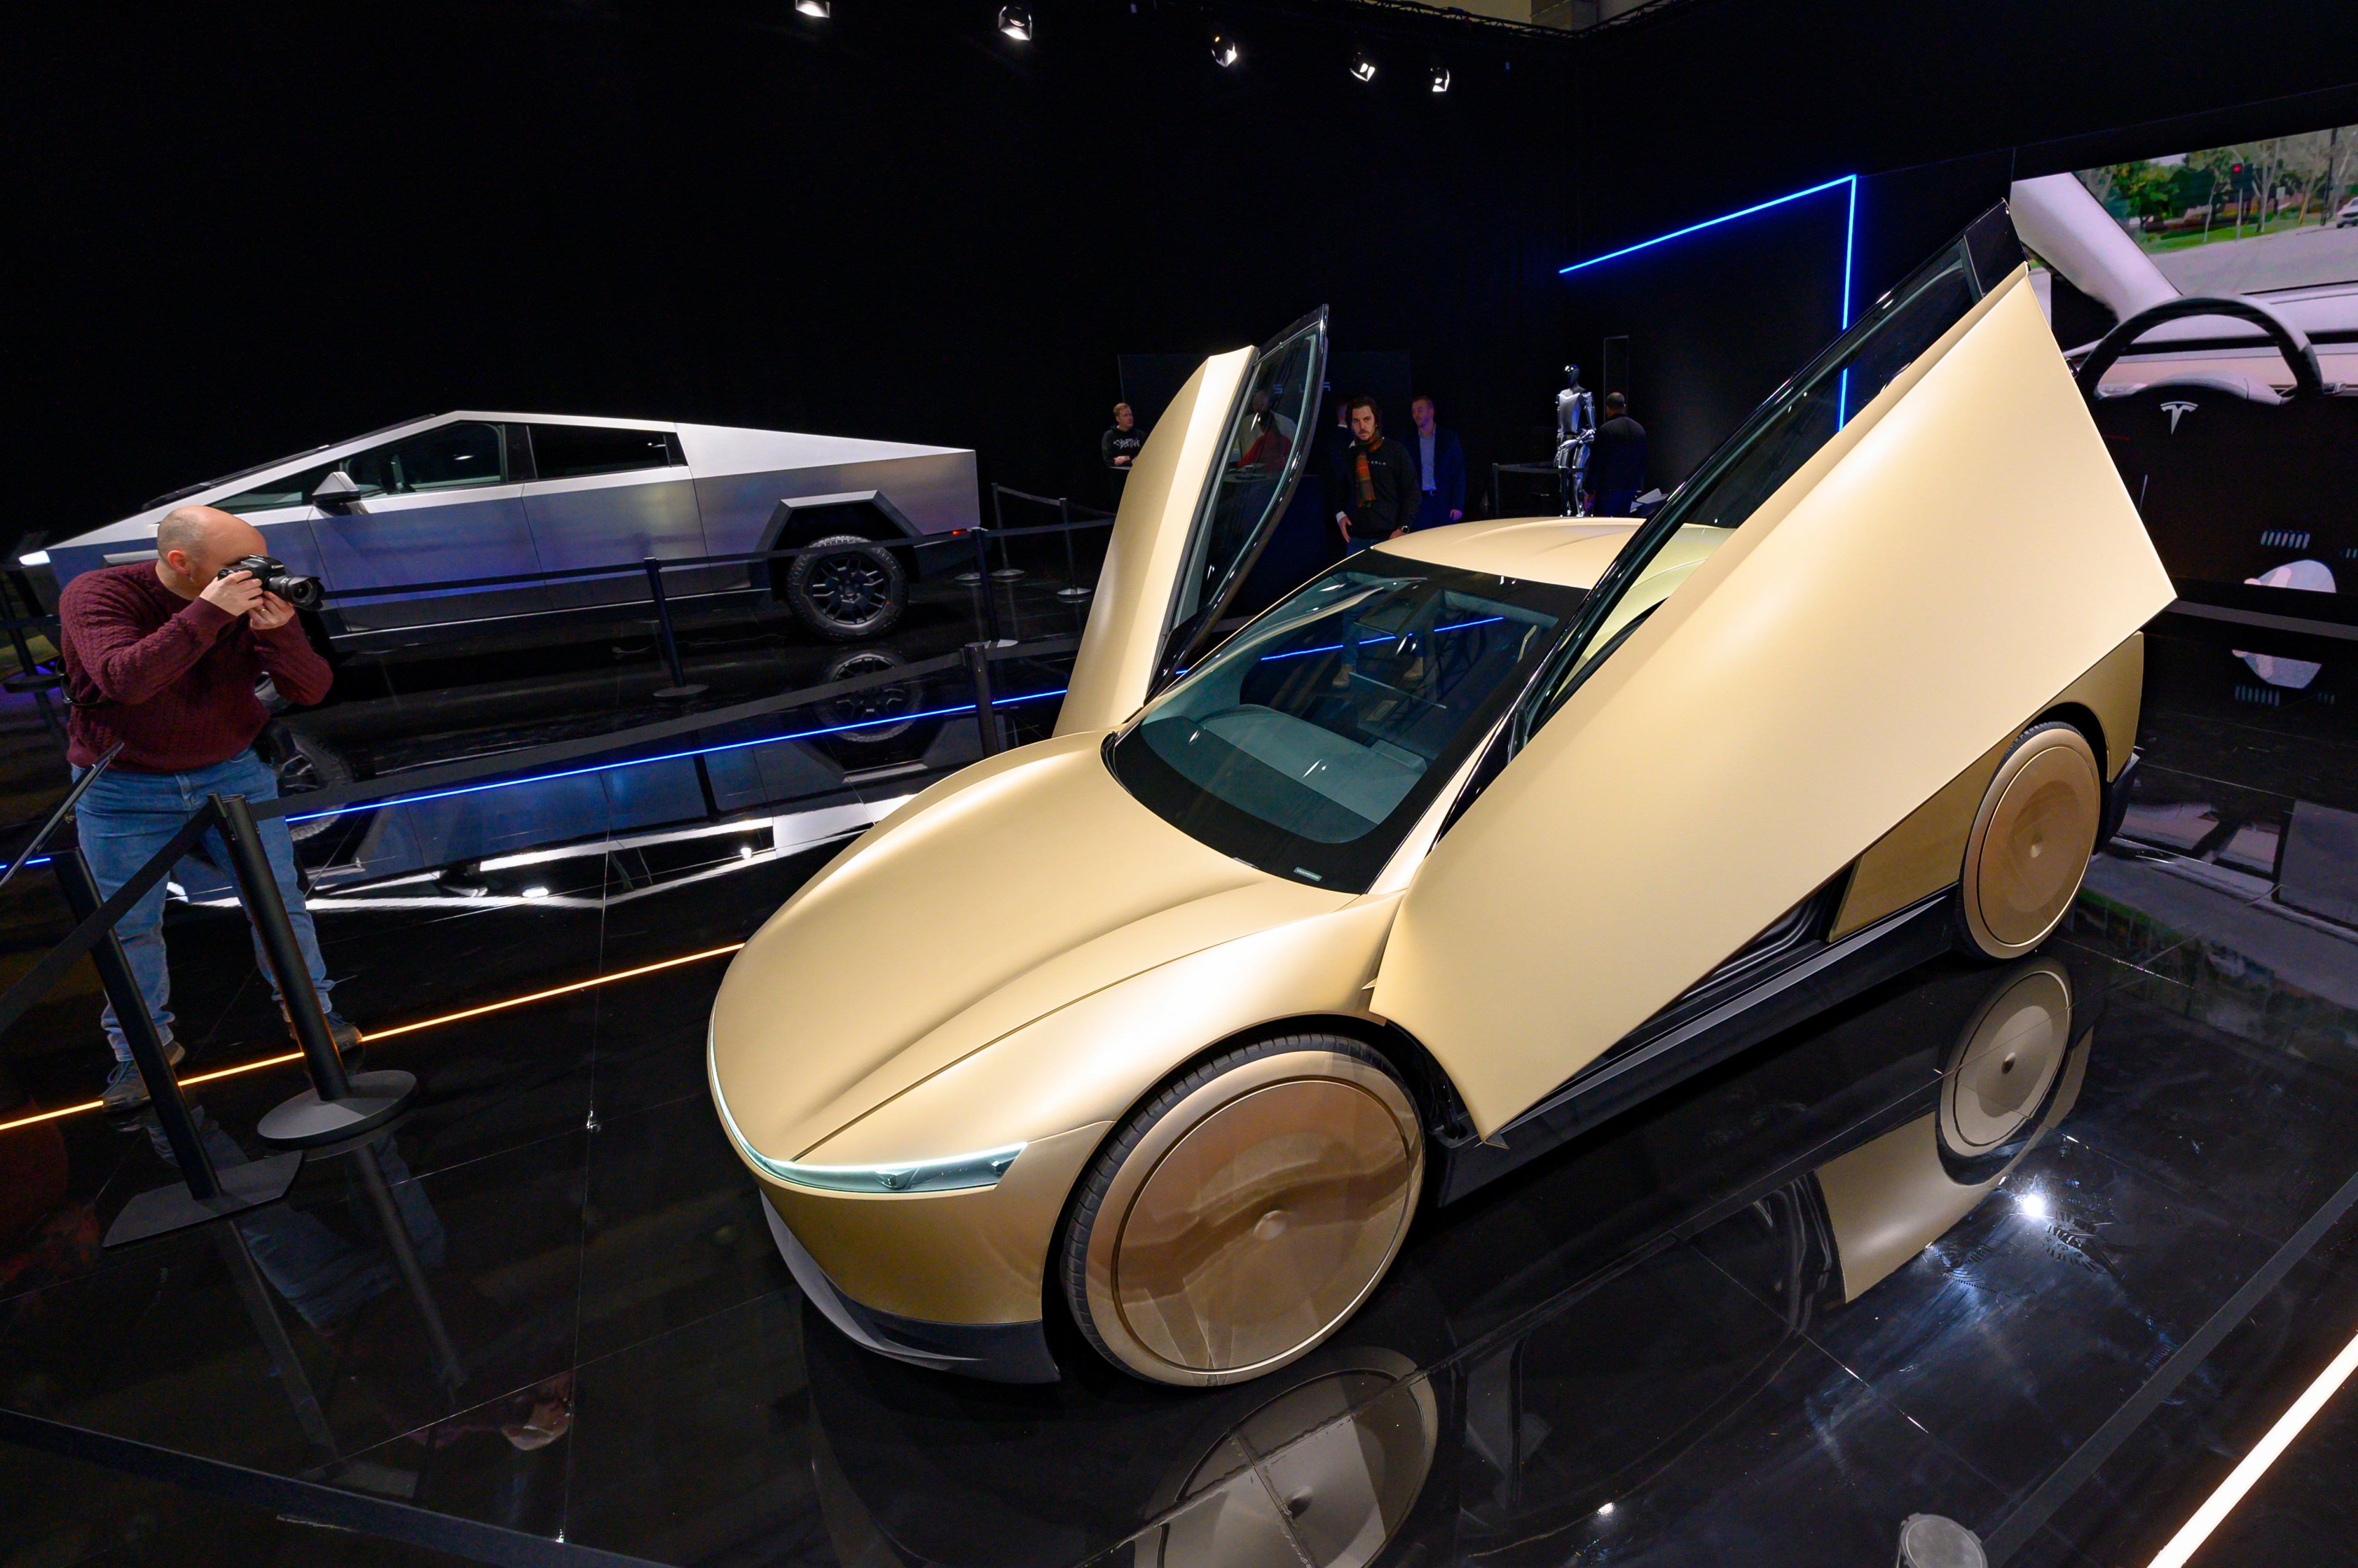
[1428,60,1451,93]
[998,5,1032,41]
[1348,45,1376,83]
[794,0,829,16]
[1210,31,1239,68]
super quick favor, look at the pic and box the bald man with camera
[59,505,360,1111]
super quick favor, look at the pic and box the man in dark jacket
[1331,397,1419,552]
[60,505,360,1110]
[1589,392,1649,516]
[1406,394,1466,532]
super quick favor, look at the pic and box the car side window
[217,462,340,513]
[528,425,680,481]
[342,422,510,497]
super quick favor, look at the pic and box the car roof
[1375,516,1642,591]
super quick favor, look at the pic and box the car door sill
[1431,890,1955,1205]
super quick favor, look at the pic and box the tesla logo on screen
[2160,400,2198,434]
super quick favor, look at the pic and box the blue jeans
[74,748,332,1065]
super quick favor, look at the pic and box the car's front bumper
[757,1193,1060,1383]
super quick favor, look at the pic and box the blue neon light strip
[1560,174,1859,426]
[284,688,1069,825]
[1558,174,1857,278]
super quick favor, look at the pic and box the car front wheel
[1057,1034,1425,1388]
[785,534,906,642]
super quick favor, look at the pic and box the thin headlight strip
[707,1023,1023,1195]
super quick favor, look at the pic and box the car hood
[709,730,1350,1163]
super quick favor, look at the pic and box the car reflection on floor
[799,957,2095,1568]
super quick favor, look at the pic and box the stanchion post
[58,842,302,1246]
[963,641,1003,756]
[1,576,60,694]
[643,557,708,701]
[215,793,419,1148]
[55,848,217,1195]
[352,1139,467,1391]
[969,529,1003,642]
[1056,500,1092,600]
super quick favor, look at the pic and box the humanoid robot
[1552,365,1597,516]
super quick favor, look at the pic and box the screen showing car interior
[1111,556,1584,891]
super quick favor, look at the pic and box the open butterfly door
[1369,208,2174,1139]
[1056,309,1329,735]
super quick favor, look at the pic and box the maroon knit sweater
[59,563,333,772]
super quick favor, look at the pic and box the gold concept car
[710,204,2174,1387]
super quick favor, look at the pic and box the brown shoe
[282,1004,365,1067]
[101,1040,189,1114]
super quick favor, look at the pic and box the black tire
[259,723,354,844]
[785,534,906,642]
[1057,1032,1425,1387]
[820,648,917,744]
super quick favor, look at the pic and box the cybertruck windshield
[1111,554,1584,891]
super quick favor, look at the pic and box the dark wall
[1557,188,1850,492]
[12,0,2358,555]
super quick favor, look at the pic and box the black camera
[216,554,324,612]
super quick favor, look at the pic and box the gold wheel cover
[1083,1052,1423,1388]
[1961,727,2101,957]
[1940,961,2071,1155]
[1137,1350,1439,1567]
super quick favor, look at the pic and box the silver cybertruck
[26,413,979,648]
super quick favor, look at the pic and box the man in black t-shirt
[1101,403,1145,472]
[1589,392,1649,516]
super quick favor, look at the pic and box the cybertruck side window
[343,422,509,496]
[1522,206,2017,739]
[1111,556,1582,892]
[529,424,679,481]
[218,462,342,513]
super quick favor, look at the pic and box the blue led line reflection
[1560,173,1859,428]
[1256,615,1508,665]
[284,688,1069,825]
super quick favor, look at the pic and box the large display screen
[2071,125,2357,294]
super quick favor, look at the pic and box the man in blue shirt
[1406,394,1465,532]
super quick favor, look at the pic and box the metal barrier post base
[104,1151,301,1249]
[257,1070,418,1149]
[653,683,709,702]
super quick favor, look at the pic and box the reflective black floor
[4,619,2357,1567]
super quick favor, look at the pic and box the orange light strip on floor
[0,942,745,1135]
[357,942,744,1042]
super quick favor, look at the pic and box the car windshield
[1110,554,1584,891]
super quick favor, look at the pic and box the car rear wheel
[1956,721,2102,959]
[785,534,906,642]
[1057,1034,1425,1388]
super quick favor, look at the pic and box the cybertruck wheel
[257,721,352,845]
[786,534,906,642]
[1956,721,2103,960]
[1057,1034,1424,1388]
[820,648,918,743]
